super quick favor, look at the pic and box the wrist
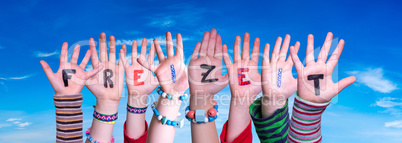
[127,94,148,107]
[190,94,215,110]
[95,99,119,114]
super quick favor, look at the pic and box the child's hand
[188,29,228,97]
[40,42,103,95]
[289,32,356,103]
[137,32,188,94]
[86,33,125,106]
[261,35,300,103]
[223,33,261,103]
[120,39,158,97]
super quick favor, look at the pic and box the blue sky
[0,0,401,142]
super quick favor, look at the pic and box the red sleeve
[124,120,148,143]
[220,120,252,143]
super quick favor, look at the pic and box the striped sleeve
[249,97,289,143]
[288,95,330,143]
[53,94,83,143]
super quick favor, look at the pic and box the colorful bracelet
[156,87,188,101]
[185,100,219,124]
[127,104,147,114]
[86,127,115,143]
[93,110,118,124]
[151,102,185,128]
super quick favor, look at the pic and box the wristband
[93,110,118,124]
[185,100,219,124]
[127,104,147,114]
[157,87,188,101]
[151,102,185,128]
[86,127,115,143]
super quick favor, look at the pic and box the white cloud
[348,68,398,93]
[6,118,21,122]
[375,97,402,108]
[116,36,190,47]
[0,74,33,80]
[15,122,31,128]
[34,50,59,57]
[385,120,402,128]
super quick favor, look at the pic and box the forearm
[54,94,83,143]
[226,96,253,143]
[260,93,287,118]
[87,99,119,143]
[147,95,182,143]
[288,94,329,143]
[250,97,289,143]
[125,95,148,139]
[189,92,219,143]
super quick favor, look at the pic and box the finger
[89,38,99,67]
[120,46,129,68]
[214,34,223,58]
[222,44,232,66]
[335,76,356,94]
[234,36,241,62]
[40,60,54,78]
[166,32,174,58]
[327,39,345,71]
[99,33,108,62]
[207,28,217,56]
[132,40,137,64]
[147,42,156,65]
[176,33,184,60]
[317,32,333,63]
[109,36,116,63]
[250,37,260,62]
[154,39,165,62]
[242,33,250,60]
[271,37,282,62]
[137,58,155,72]
[79,50,91,69]
[289,45,303,75]
[60,42,68,65]
[199,31,210,57]
[262,43,270,65]
[70,44,81,64]
[286,41,300,65]
[86,65,104,79]
[306,34,315,66]
[279,34,291,62]
[191,42,201,60]
[140,38,147,61]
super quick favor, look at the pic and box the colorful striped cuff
[250,97,289,143]
[54,94,83,143]
[288,95,330,143]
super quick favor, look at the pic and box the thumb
[40,60,54,78]
[137,58,155,72]
[336,76,356,93]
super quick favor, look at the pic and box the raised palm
[223,33,262,99]
[289,32,356,103]
[40,42,102,95]
[188,29,228,96]
[121,38,159,96]
[261,35,300,100]
[86,33,125,102]
[138,32,189,94]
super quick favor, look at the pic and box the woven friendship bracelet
[86,127,115,143]
[127,104,147,114]
[185,100,219,124]
[156,87,188,101]
[151,102,185,128]
[93,110,118,124]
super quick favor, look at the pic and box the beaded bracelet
[127,104,147,114]
[151,102,185,128]
[185,100,219,124]
[156,87,188,101]
[86,127,115,143]
[93,110,118,124]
